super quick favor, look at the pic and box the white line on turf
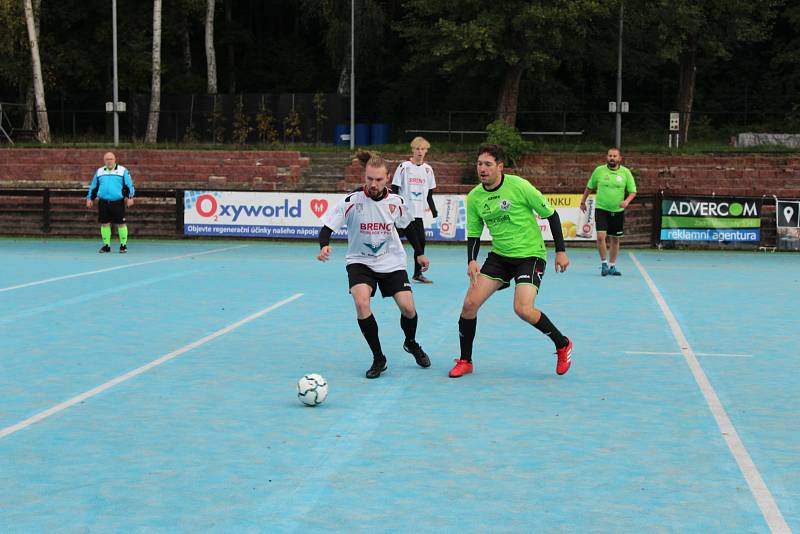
[0,244,249,293]
[0,293,303,440]
[624,351,752,358]
[629,252,789,534]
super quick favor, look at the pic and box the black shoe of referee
[119,244,127,253]
[366,355,388,379]
[99,244,111,253]
[403,340,431,368]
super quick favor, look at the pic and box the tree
[299,0,387,95]
[144,0,163,144]
[205,0,217,94]
[22,0,40,130]
[22,0,49,142]
[398,0,606,126]
[628,0,782,142]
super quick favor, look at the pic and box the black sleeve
[427,189,437,217]
[546,211,566,252]
[318,225,334,248]
[467,237,481,263]
[391,184,400,194]
[403,222,424,256]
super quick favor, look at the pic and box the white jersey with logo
[321,188,415,272]
[391,160,436,218]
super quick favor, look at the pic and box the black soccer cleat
[403,340,431,368]
[119,244,127,254]
[366,355,388,379]
[99,244,111,253]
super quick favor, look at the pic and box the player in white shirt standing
[317,151,432,379]
[392,136,438,283]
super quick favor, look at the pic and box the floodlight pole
[349,0,355,150]
[615,1,623,148]
[112,0,120,146]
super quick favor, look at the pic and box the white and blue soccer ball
[297,374,328,406]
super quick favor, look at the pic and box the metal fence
[2,96,798,146]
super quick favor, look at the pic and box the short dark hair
[477,143,505,164]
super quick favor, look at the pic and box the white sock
[602,260,608,265]
[609,263,616,267]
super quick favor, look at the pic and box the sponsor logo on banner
[660,195,762,245]
[310,198,328,218]
[776,199,800,251]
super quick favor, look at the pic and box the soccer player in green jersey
[449,144,572,378]
[579,147,637,276]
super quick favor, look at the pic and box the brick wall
[0,148,310,190]
[1,148,797,243]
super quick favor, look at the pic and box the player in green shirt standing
[580,147,637,276]
[449,144,572,378]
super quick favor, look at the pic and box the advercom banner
[660,196,762,243]
[776,199,800,251]
[183,191,594,242]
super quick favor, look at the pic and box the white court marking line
[0,244,249,293]
[629,252,790,534]
[625,351,753,358]
[0,293,303,440]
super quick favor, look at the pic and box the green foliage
[207,95,225,144]
[485,120,531,167]
[232,95,253,145]
[312,92,327,145]
[256,97,279,144]
[283,109,302,143]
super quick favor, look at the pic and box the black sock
[413,254,422,277]
[401,313,418,343]
[532,312,569,349]
[458,316,477,362]
[357,315,383,359]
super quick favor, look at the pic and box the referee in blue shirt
[86,152,135,253]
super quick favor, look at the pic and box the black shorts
[480,252,546,291]
[346,263,412,298]
[396,218,426,253]
[595,208,624,237]
[98,199,126,224]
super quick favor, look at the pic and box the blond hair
[410,136,430,150]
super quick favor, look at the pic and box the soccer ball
[297,374,328,406]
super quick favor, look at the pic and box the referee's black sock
[400,313,418,342]
[532,312,569,349]
[458,316,477,362]
[357,315,383,359]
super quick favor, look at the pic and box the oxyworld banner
[183,191,466,240]
[660,196,762,243]
[183,190,595,242]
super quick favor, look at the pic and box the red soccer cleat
[556,337,572,375]
[449,358,473,378]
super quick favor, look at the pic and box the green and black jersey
[587,164,637,212]
[466,174,554,260]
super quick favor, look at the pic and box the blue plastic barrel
[355,123,370,145]
[370,123,390,145]
[334,124,350,145]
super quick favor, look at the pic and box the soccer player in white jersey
[392,136,438,283]
[317,151,432,379]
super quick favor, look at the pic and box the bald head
[103,152,116,169]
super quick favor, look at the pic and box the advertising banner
[776,199,800,251]
[183,190,467,241]
[540,194,597,242]
[183,190,593,242]
[660,196,762,244]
